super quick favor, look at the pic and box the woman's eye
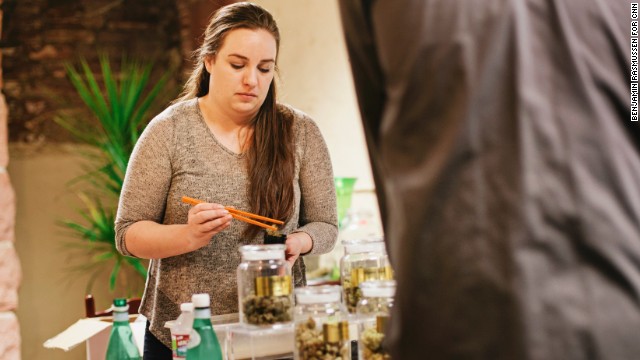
[258,67,271,74]
[231,64,243,69]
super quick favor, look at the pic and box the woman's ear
[203,55,215,73]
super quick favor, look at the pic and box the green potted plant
[56,54,174,296]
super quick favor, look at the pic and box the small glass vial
[294,285,350,360]
[357,280,395,360]
[237,244,293,327]
[340,238,393,313]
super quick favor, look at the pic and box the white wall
[254,0,383,267]
[255,0,375,190]
[11,145,117,360]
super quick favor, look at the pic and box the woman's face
[205,28,277,120]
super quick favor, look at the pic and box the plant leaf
[109,257,122,292]
[56,54,174,295]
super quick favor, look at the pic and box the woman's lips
[236,92,257,99]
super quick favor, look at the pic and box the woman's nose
[243,68,258,87]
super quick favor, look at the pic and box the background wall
[256,0,374,188]
[4,1,185,358]
[254,0,382,270]
[11,146,113,360]
[7,1,380,359]
[2,0,184,144]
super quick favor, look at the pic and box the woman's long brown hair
[178,2,295,238]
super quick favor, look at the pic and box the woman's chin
[231,103,261,117]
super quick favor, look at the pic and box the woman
[115,2,338,358]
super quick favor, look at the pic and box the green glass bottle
[105,298,141,360]
[186,293,223,360]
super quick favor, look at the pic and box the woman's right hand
[186,202,233,250]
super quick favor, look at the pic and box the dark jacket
[340,0,640,359]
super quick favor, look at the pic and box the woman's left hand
[285,232,312,267]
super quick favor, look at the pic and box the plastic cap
[295,285,342,304]
[342,237,386,254]
[192,293,210,308]
[111,298,129,312]
[240,244,286,261]
[180,302,194,312]
[360,280,396,298]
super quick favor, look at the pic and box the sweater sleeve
[115,113,174,257]
[293,117,339,256]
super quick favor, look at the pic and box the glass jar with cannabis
[340,238,393,313]
[294,285,351,360]
[237,244,293,327]
[357,280,395,360]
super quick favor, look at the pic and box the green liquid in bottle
[187,294,223,360]
[105,298,141,360]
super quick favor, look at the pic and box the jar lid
[295,285,342,304]
[360,280,396,298]
[192,293,210,308]
[240,244,286,260]
[342,237,386,254]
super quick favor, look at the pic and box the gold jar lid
[350,266,394,287]
[323,321,350,342]
[376,315,389,334]
[339,320,350,340]
[255,275,292,297]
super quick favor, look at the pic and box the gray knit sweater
[115,98,338,347]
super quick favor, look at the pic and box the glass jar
[237,244,293,327]
[294,285,350,360]
[340,238,393,313]
[357,280,395,360]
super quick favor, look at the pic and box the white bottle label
[187,329,200,349]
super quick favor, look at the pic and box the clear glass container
[237,244,293,327]
[294,285,350,360]
[357,280,395,360]
[340,238,393,313]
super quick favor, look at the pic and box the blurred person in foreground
[339,0,640,359]
[115,2,337,358]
